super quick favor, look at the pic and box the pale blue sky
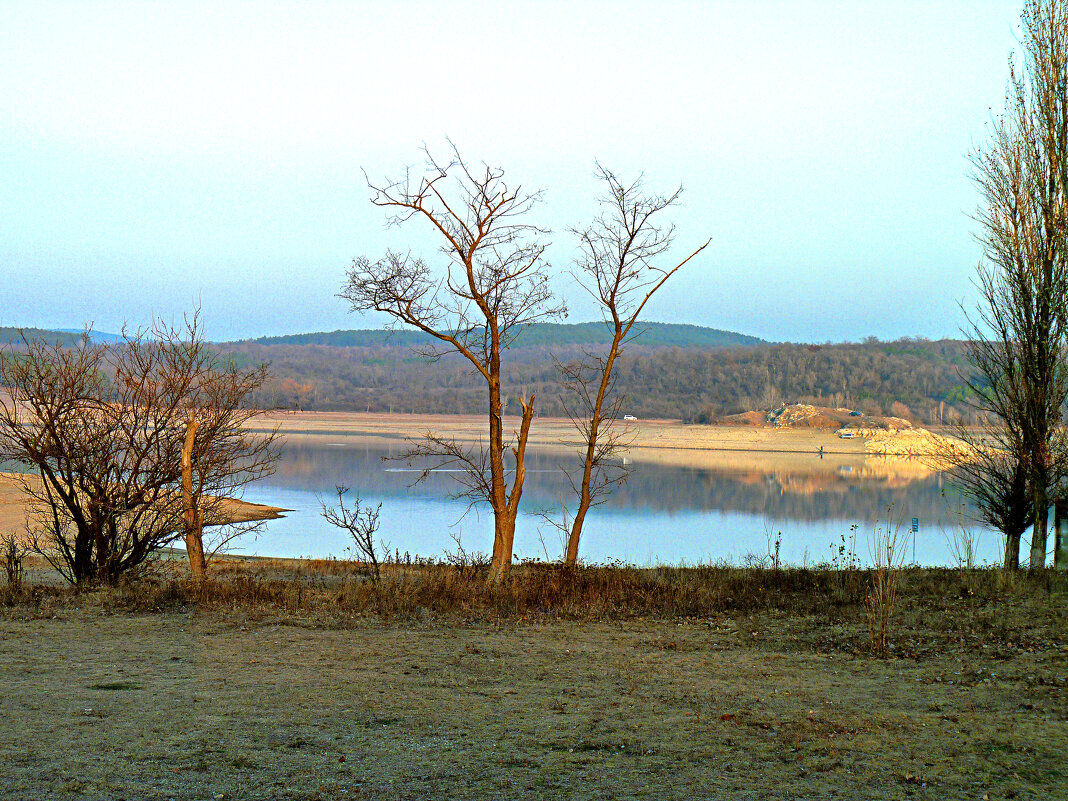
[0,0,1023,342]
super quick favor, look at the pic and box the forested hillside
[251,322,764,349]
[0,327,82,346]
[222,337,979,424]
[1,324,979,423]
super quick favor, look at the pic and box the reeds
[865,512,908,656]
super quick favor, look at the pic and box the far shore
[254,410,875,453]
[251,410,941,480]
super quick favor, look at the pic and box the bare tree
[340,144,565,583]
[970,0,1068,569]
[556,166,709,565]
[0,332,186,584]
[0,317,279,585]
[161,314,281,582]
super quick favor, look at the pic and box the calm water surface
[237,437,1002,567]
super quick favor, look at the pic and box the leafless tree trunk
[181,411,206,582]
[970,0,1068,570]
[934,424,1038,569]
[340,144,564,583]
[157,313,281,581]
[558,165,709,565]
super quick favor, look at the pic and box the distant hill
[246,322,765,349]
[1,328,126,346]
[55,328,125,344]
[0,327,84,346]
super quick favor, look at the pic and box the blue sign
[911,517,919,533]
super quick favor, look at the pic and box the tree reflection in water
[235,438,995,566]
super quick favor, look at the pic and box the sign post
[1055,502,1068,570]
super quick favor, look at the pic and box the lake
[235,435,1004,567]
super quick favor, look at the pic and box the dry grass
[5,555,1066,637]
[1,559,1066,800]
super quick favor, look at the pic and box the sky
[0,0,1028,343]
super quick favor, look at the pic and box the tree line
[223,337,979,425]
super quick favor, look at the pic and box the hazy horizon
[1,1,1024,342]
[13,319,978,347]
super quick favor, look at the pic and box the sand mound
[767,404,913,432]
[776,407,841,430]
[721,411,767,426]
[723,404,918,431]
[0,472,287,547]
[864,429,976,465]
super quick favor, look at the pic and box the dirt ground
[1,601,1064,800]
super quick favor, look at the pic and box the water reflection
[240,438,998,566]
[267,438,961,524]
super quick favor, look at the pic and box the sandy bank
[0,471,287,542]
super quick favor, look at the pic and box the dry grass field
[1,559,1065,800]
[0,413,1053,799]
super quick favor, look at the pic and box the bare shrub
[0,314,278,585]
[1,533,26,591]
[443,532,491,581]
[888,401,913,421]
[947,514,982,572]
[865,512,908,657]
[320,486,383,583]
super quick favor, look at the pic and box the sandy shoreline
[253,410,872,452]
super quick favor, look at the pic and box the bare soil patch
[723,403,912,433]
